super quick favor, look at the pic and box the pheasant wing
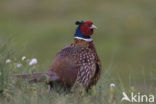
[71,47,97,90]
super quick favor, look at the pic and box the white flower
[29,58,38,66]
[0,72,1,76]
[110,83,115,87]
[22,56,26,61]
[6,59,11,64]
[17,63,22,68]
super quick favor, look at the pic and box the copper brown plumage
[50,39,101,90]
[14,20,102,91]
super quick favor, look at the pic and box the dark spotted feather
[52,39,101,90]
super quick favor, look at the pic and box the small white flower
[6,59,11,64]
[0,72,1,76]
[29,58,38,66]
[110,83,115,87]
[17,63,22,68]
[22,56,26,61]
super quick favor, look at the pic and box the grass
[0,0,156,103]
[0,42,155,104]
[0,43,119,104]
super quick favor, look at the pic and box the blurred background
[0,0,156,86]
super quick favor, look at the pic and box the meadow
[0,0,156,104]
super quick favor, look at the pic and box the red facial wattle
[80,21,94,36]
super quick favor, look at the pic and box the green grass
[0,0,156,103]
[0,43,155,104]
[0,43,119,104]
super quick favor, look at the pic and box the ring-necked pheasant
[15,21,102,91]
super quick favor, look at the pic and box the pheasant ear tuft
[75,21,81,25]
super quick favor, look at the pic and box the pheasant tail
[13,71,59,83]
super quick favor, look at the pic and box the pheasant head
[75,21,97,42]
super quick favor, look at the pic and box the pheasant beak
[90,24,97,29]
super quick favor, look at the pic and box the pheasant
[15,21,102,91]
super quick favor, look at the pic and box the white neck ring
[74,37,93,42]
